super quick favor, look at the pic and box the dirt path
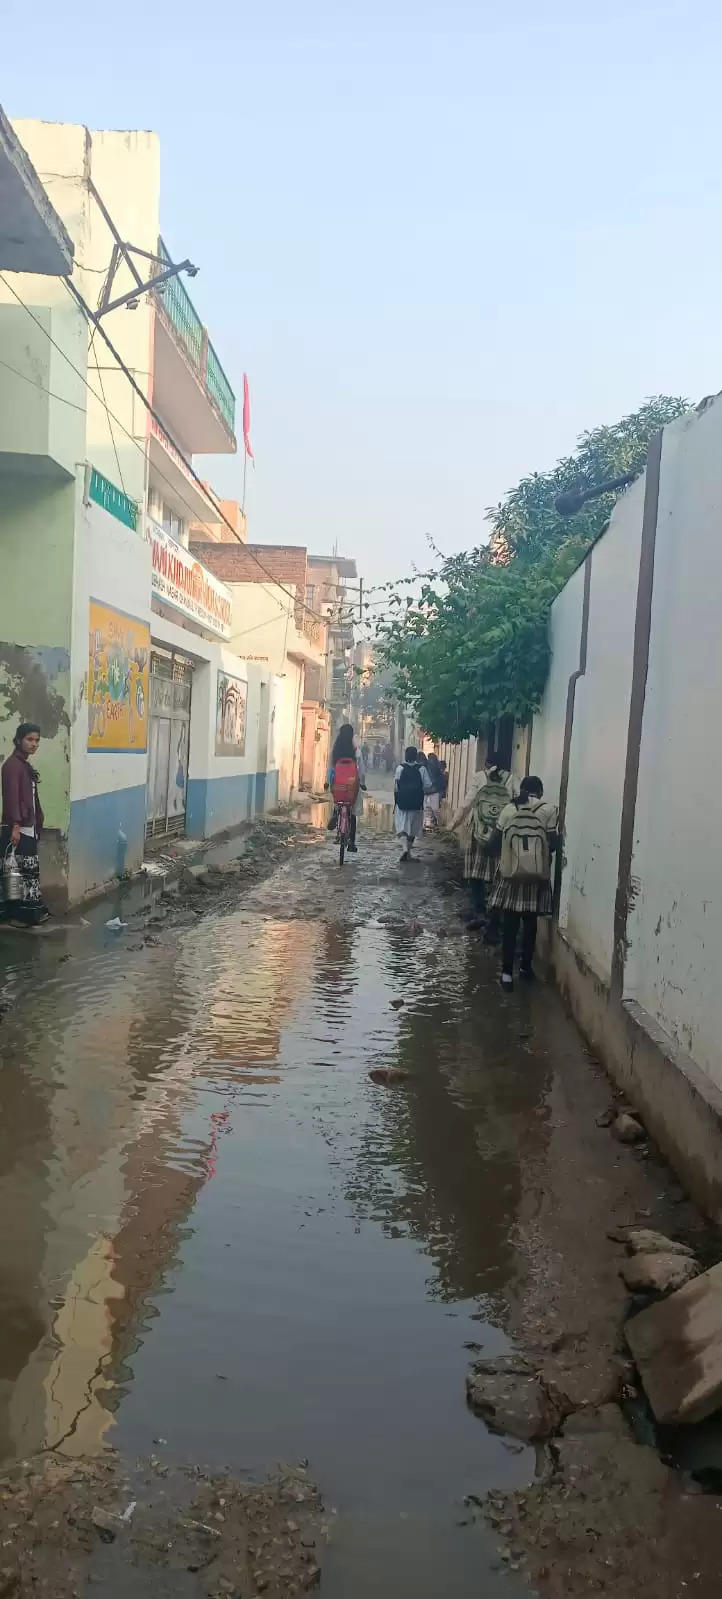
[0,812,720,1595]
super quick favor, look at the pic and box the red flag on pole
[243,373,253,460]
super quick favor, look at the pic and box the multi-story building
[305,554,358,733]
[193,540,330,798]
[0,118,305,902]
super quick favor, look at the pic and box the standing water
[0,820,543,1596]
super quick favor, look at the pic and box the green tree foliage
[487,395,687,564]
[378,396,687,741]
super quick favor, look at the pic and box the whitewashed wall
[557,474,646,980]
[150,611,281,834]
[529,392,722,1100]
[625,403,722,1085]
[272,663,304,804]
[68,490,151,899]
[530,559,587,802]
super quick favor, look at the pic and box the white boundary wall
[531,396,722,1097]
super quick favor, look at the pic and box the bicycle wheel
[338,804,348,866]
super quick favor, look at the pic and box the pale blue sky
[5,1,722,588]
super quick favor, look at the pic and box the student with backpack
[462,764,515,923]
[394,746,433,862]
[485,775,558,989]
[327,723,366,853]
[423,751,445,830]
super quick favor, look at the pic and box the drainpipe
[553,553,592,915]
[610,430,663,999]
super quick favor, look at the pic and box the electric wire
[0,270,290,625]
[63,275,325,620]
[0,268,324,626]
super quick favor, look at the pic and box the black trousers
[501,911,537,974]
[469,878,486,914]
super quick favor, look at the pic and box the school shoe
[519,965,536,982]
[347,842,358,853]
[399,851,409,863]
[500,972,514,991]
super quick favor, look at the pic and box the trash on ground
[368,1067,409,1086]
[91,1505,122,1540]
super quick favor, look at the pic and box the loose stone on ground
[626,1261,722,1425]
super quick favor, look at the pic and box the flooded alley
[1,806,721,1598]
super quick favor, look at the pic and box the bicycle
[336,801,352,866]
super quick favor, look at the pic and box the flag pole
[242,373,253,517]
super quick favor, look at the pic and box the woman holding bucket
[1,723,49,926]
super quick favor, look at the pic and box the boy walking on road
[394,747,433,862]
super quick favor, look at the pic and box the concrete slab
[626,1261,722,1424]
[0,107,73,274]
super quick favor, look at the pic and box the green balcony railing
[205,342,236,435]
[156,240,236,435]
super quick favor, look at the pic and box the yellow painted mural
[87,600,150,753]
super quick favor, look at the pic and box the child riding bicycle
[327,723,366,853]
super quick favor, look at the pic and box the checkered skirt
[487,874,553,916]
[463,834,497,885]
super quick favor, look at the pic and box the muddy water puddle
[0,835,541,1595]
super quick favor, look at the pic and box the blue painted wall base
[68,785,146,899]
[186,769,279,839]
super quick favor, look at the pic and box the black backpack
[396,762,424,812]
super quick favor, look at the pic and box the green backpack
[472,777,510,840]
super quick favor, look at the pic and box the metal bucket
[3,845,23,903]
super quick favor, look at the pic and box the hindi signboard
[147,516,232,639]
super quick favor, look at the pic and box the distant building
[189,495,247,544]
[306,554,357,732]
[195,541,330,799]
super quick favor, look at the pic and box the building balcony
[152,239,236,457]
[147,415,224,527]
[1,108,73,275]
[287,609,328,670]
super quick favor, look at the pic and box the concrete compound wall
[68,489,151,901]
[528,395,722,1220]
[272,662,305,805]
[438,721,528,821]
[624,404,722,1083]
[556,473,646,982]
[529,558,587,805]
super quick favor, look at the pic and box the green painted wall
[0,474,75,829]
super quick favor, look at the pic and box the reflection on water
[0,843,546,1596]
[301,795,394,833]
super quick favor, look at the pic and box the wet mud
[0,804,720,1595]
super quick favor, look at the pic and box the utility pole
[358,577,363,622]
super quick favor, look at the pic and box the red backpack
[332,757,360,805]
